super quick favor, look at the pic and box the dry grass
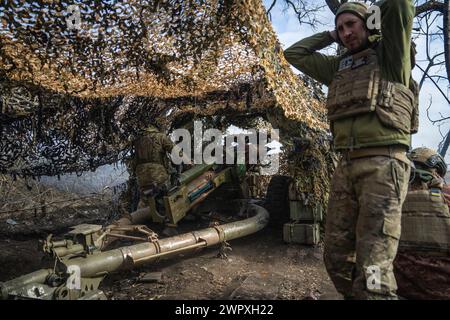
[0,174,108,221]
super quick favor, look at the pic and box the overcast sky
[263,0,450,162]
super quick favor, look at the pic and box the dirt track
[101,224,340,300]
[0,221,340,300]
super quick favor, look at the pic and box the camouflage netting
[0,0,333,206]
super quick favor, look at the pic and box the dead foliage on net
[0,0,328,178]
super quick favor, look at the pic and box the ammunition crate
[283,223,320,245]
[289,201,323,222]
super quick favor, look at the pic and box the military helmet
[408,147,447,177]
[335,2,369,25]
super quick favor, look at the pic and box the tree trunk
[444,0,450,85]
[440,0,450,160]
[439,129,450,158]
[325,0,340,14]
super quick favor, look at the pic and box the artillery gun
[143,162,248,225]
[0,163,269,300]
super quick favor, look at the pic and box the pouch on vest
[375,79,415,133]
[327,49,379,120]
[401,189,450,253]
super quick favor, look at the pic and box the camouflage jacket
[133,131,174,169]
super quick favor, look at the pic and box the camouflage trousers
[324,156,410,299]
[135,162,169,209]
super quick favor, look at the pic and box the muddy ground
[0,197,340,300]
[101,225,340,300]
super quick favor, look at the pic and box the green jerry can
[283,222,320,245]
[289,201,323,222]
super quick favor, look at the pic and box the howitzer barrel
[110,207,152,228]
[0,202,269,299]
[179,163,214,185]
[63,203,269,278]
[0,269,53,299]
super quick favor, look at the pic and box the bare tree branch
[416,0,446,16]
[427,97,450,124]
[282,0,327,27]
[429,75,448,81]
[419,52,445,89]
[266,0,278,18]
[325,0,445,17]
[417,63,450,104]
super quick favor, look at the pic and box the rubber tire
[264,175,291,226]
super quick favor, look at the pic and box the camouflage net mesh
[0,0,330,178]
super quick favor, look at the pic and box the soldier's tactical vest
[327,48,419,134]
[400,188,450,254]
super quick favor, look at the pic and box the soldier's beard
[346,37,370,54]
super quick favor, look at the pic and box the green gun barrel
[0,202,269,300]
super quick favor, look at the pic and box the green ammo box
[289,201,323,222]
[283,223,320,245]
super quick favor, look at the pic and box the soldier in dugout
[132,124,175,209]
[284,1,418,299]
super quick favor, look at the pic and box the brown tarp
[394,252,450,300]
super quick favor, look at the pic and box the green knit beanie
[335,2,369,25]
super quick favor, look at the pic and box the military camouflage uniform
[133,125,174,208]
[394,148,450,299]
[324,156,409,299]
[284,0,415,299]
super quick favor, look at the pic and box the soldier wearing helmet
[394,147,450,299]
[408,147,447,188]
[284,0,417,299]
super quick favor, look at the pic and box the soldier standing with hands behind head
[284,0,417,299]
